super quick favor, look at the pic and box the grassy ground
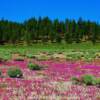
[1,42,100,53]
[0,42,99,61]
[0,42,100,99]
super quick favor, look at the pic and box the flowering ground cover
[0,58,100,100]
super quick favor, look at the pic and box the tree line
[0,17,100,45]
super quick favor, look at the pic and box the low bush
[28,63,41,70]
[7,68,23,78]
[82,74,96,85]
[71,74,100,86]
[82,75,100,86]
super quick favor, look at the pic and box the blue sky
[0,0,99,22]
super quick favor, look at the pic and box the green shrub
[71,77,80,84]
[7,68,23,78]
[71,75,100,86]
[28,63,41,70]
[82,74,95,85]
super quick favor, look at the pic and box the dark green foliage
[82,74,95,85]
[28,63,41,70]
[64,32,73,43]
[55,33,62,43]
[0,17,100,44]
[7,68,23,78]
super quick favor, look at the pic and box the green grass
[0,42,99,58]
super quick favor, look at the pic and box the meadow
[0,42,100,99]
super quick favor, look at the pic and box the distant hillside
[0,17,100,45]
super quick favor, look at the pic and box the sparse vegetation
[28,63,41,70]
[7,68,23,78]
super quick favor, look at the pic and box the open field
[0,43,100,99]
[1,42,100,53]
